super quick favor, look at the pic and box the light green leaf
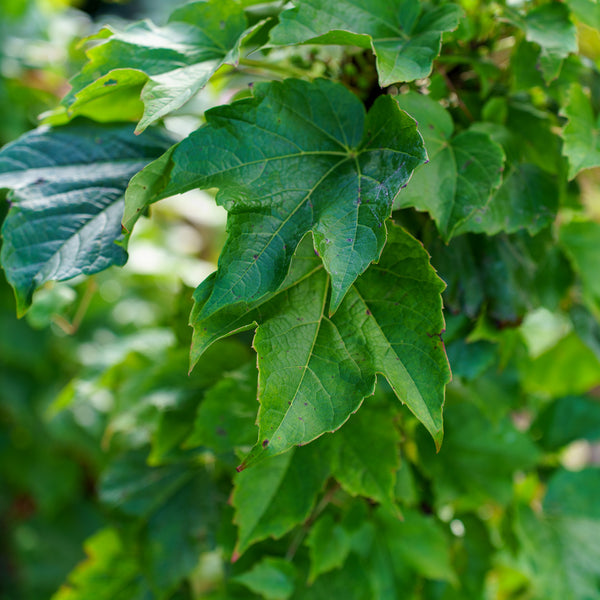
[0,121,173,315]
[233,557,296,600]
[329,404,401,511]
[524,2,578,83]
[560,220,600,307]
[305,514,352,584]
[192,225,449,468]
[125,78,426,315]
[456,163,558,236]
[52,529,152,600]
[569,0,600,28]
[395,91,504,241]
[231,443,329,556]
[49,0,254,133]
[269,0,463,86]
[520,332,600,397]
[562,83,600,179]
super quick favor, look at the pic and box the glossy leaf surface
[0,121,173,314]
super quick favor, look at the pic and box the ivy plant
[1,0,600,598]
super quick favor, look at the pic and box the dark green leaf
[375,507,456,583]
[524,3,578,83]
[0,121,173,314]
[184,363,258,454]
[305,514,352,583]
[456,163,558,236]
[50,0,253,133]
[514,469,600,600]
[561,83,600,179]
[233,557,296,600]
[570,304,600,361]
[192,225,449,467]
[231,442,329,556]
[395,91,504,241]
[417,400,540,509]
[125,78,426,314]
[533,395,600,450]
[269,0,463,86]
[329,403,401,511]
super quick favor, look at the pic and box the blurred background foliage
[1,1,600,599]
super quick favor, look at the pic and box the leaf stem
[52,277,98,335]
[285,480,341,561]
[239,57,310,80]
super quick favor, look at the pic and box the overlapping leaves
[48,0,255,133]
[394,91,505,241]
[192,224,450,467]
[269,0,463,86]
[125,78,427,316]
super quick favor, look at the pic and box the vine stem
[285,480,341,561]
[52,277,98,335]
[439,68,474,122]
[238,57,309,80]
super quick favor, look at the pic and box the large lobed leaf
[48,0,255,133]
[268,0,463,86]
[192,224,450,468]
[0,121,173,315]
[394,91,505,241]
[125,78,427,315]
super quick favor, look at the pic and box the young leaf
[0,121,173,315]
[561,83,600,180]
[395,91,505,241]
[125,78,426,314]
[192,224,449,468]
[231,443,329,557]
[268,0,463,86]
[233,557,296,600]
[50,0,254,133]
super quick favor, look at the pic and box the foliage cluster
[1,0,600,598]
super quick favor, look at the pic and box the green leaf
[329,403,401,511]
[192,224,449,468]
[233,557,296,600]
[50,0,253,133]
[395,91,505,241]
[417,400,540,509]
[231,442,329,556]
[520,332,600,397]
[0,121,173,315]
[141,473,218,594]
[52,529,152,600]
[305,514,352,584]
[124,78,426,314]
[570,304,600,361]
[561,83,600,180]
[524,3,578,83]
[532,395,600,450]
[184,363,258,454]
[514,469,600,600]
[569,0,600,28]
[456,163,558,236]
[560,220,600,307]
[269,0,463,86]
[375,507,456,583]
